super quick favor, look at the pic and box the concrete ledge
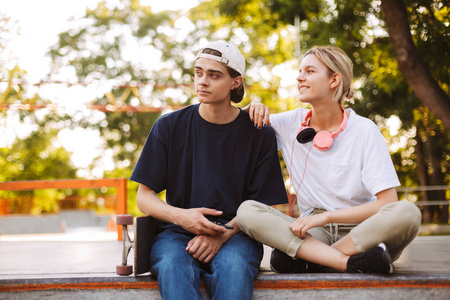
[1,273,450,291]
[1,273,449,299]
[255,272,450,289]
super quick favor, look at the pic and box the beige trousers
[237,200,421,261]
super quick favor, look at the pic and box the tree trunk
[414,132,430,222]
[428,136,448,224]
[425,136,448,223]
[380,0,450,132]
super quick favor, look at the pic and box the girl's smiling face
[296,54,335,105]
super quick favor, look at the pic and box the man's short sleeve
[130,118,169,193]
[246,126,288,206]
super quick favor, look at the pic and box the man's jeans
[150,226,263,300]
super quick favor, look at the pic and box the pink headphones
[296,107,348,151]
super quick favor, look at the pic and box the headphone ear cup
[297,128,316,144]
[313,131,334,151]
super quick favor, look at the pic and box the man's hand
[186,234,226,263]
[290,213,329,238]
[174,207,227,236]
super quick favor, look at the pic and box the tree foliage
[224,0,449,222]
[1,1,449,220]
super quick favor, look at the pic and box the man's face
[194,58,239,105]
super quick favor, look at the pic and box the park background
[0,0,448,232]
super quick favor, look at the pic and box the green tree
[0,114,78,214]
[381,0,450,131]
[0,13,80,214]
[246,0,449,222]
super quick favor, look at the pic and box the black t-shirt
[130,104,288,223]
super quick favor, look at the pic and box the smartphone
[212,221,234,230]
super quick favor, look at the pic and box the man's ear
[330,73,341,89]
[232,76,243,90]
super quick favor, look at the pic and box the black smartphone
[212,221,234,230]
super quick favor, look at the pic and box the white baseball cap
[195,41,245,76]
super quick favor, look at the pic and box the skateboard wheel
[116,265,133,276]
[116,214,133,225]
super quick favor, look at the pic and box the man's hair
[200,48,245,103]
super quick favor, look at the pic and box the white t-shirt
[270,108,400,215]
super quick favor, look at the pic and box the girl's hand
[248,102,271,129]
[290,214,328,238]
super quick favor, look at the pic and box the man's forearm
[135,183,183,223]
[135,184,228,235]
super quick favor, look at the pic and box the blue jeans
[150,226,263,300]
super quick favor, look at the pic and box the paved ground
[0,227,120,280]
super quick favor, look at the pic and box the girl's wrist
[323,211,332,224]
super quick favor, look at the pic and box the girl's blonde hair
[304,46,354,104]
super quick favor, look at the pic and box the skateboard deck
[134,215,159,276]
[116,214,159,276]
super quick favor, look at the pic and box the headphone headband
[331,107,348,138]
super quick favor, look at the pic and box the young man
[130,41,288,300]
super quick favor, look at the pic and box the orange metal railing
[0,178,127,240]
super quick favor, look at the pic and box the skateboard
[116,214,159,276]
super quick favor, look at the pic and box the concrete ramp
[0,210,111,234]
